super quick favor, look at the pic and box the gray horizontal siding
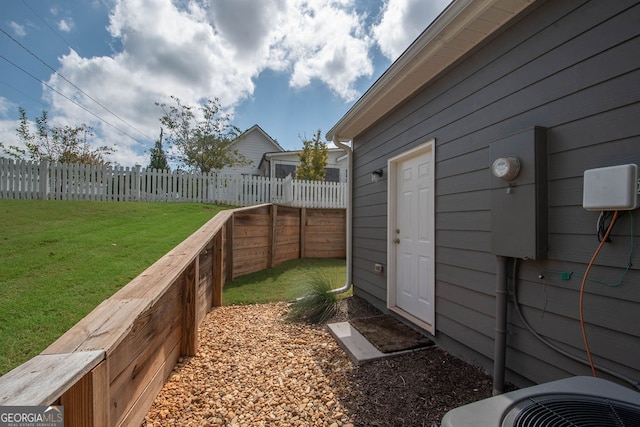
[521,259,640,302]
[350,0,640,388]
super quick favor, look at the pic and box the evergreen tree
[148,128,169,170]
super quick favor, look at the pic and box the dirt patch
[349,315,434,353]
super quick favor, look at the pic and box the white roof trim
[327,0,535,142]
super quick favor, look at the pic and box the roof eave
[326,0,535,142]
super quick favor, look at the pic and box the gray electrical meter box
[490,127,547,260]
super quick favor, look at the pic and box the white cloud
[206,0,373,100]
[0,120,21,153]
[41,0,375,164]
[0,99,21,157]
[373,0,451,60]
[207,0,285,55]
[104,0,257,106]
[58,18,74,33]
[273,0,373,101]
[9,21,27,37]
[0,98,19,155]
[31,0,451,165]
[0,97,15,117]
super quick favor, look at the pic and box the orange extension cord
[580,210,619,377]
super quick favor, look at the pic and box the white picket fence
[0,158,347,208]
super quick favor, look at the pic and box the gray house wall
[351,0,640,388]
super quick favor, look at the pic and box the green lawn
[223,257,347,305]
[0,200,228,375]
[0,200,347,376]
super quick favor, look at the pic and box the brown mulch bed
[143,297,497,426]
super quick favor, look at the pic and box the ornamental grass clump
[285,274,339,324]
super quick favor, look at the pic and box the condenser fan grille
[509,395,640,427]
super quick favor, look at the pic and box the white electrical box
[583,164,639,211]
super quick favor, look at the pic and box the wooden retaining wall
[233,205,347,276]
[0,204,345,426]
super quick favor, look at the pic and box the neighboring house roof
[234,124,284,152]
[327,0,535,142]
[219,124,284,175]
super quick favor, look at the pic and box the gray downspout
[328,136,353,295]
[493,255,508,395]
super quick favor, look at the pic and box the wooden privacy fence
[0,158,347,208]
[0,204,346,427]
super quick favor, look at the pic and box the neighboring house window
[325,168,340,182]
[275,164,297,178]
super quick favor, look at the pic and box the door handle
[394,238,400,244]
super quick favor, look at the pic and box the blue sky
[0,0,450,166]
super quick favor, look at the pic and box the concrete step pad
[327,321,430,365]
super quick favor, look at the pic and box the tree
[156,96,248,173]
[0,107,115,164]
[296,129,328,181]
[148,128,169,170]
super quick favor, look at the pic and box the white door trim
[386,139,436,334]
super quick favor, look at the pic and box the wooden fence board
[305,232,347,242]
[197,281,212,327]
[60,361,109,427]
[305,249,346,258]
[0,350,105,406]
[277,216,300,227]
[233,226,271,238]
[213,230,224,307]
[305,225,346,236]
[277,222,302,234]
[43,299,152,355]
[274,246,301,265]
[197,243,214,326]
[107,286,182,386]
[233,236,270,250]
[275,232,301,245]
[110,327,181,425]
[181,262,198,356]
[115,340,180,427]
[234,214,271,226]
[269,205,277,267]
[225,217,234,282]
[234,248,270,276]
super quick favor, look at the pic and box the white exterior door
[388,141,435,331]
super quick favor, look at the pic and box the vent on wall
[441,376,640,427]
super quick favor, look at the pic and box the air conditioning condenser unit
[441,376,640,427]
